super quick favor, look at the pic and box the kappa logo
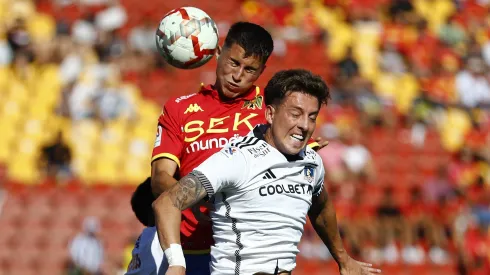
[242,95,263,110]
[304,166,315,183]
[184,103,203,114]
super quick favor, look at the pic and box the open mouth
[290,134,305,142]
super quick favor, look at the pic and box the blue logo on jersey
[304,166,315,183]
[227,147,237,155]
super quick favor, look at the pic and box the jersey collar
[251,124,306,161]
[200,84,260,103]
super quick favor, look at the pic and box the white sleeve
[313,159,326,196]
[192,146,248,198]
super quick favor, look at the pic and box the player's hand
[313,136,329,152]
[166,266,185,275]
[339,256,381,275]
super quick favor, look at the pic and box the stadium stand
[0,0,489,274]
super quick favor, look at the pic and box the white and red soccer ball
[156,7,219,69]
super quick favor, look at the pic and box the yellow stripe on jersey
[152,153,181,167]
[255,86,260,96]
[307,142,320,149]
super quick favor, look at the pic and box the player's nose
[232,68,244,82]
[297,115,309,132]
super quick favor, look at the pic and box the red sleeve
[151,101,184,167]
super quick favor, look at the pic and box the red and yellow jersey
[152,84,266,251]
[151,84,320,252]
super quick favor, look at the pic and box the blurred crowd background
[0,0,489,274]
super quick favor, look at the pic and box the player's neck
[213,82,235,102]
[263,126,276,150]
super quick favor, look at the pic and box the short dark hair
[224,22,274,64]
[264,69,330,107]
[131,177,155,227]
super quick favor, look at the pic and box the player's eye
[246,68,256,74]
[230,60,239,67]
[290,112,300,118]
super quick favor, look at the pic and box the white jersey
[193,125,325,275]
[125,227,166,275]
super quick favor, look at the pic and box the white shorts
[125,227,168,275]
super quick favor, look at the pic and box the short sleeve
[151,103,184,166]
[192,145,249,198]
[313,159,326,196]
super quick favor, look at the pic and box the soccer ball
[156,7,219,69]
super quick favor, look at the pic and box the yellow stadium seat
[131,123,157,142]
[440,108,472,152]
[327,22,354,61]
[23,122,46,143]
[96,144,124,163]
[16,135,42,159]
[93,159,122,184]
[2,99,24,124]
[373,72,398,100]
[138,101,162,122]
[72,140,95,160]
[27,12,56,42]
[394,74,420,114]
[413,0,455,34]
[0,143,11,162]
[123,158,150,185]
[8,155,39,184]
[72,157,91,178]
[0,67,9,89]
[70,120,101,144]
[7,80,30,104]
[354,45,379,81]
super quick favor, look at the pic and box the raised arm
[151,171,208,271]
[308,191,381,275]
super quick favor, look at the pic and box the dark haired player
[153,69,381,275]
[128,22,324,275]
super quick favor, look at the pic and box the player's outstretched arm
[152,171,208,271]
[308,191,381,275]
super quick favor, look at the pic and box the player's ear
[215,45,222,60]
[265,105,275,124]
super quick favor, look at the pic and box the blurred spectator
[69,76,99,120]
[129,19,158,54]
[337,46,359,81]
[461,222,490,274]
[439,15,467,47]
[318,124,348,184]
[379,43,406,75]
[448,147,481,187]
[455,55,490,109]
[423,165,454,203]
[376,187,403,246]
[6,17,31,55]
[401,232,426,265]
[39,131,73,181]
[341,128,375,181]
[68,217,104,275]
[95,66,136,122]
